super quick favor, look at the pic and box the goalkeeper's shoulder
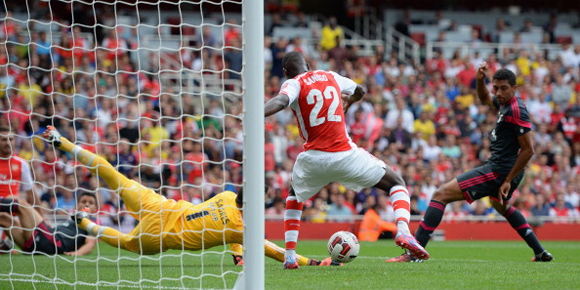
[210,190,238,204]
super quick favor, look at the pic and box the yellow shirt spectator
[319,17,343,51]
[516,55,531,77]
[18,83,43,107]
[455,92,475,110]
[413,112,435,140]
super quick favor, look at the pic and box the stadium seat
[411,32,426,46]
[272,27,312,41]
[557,36,572,44]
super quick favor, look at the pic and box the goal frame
[240,0,265,289]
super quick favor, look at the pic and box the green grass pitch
[1,240,579,289]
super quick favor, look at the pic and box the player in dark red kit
[388,63,553,262]
[264,52,429,269]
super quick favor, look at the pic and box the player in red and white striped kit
[264,52,429,269]
[0,126,39,251]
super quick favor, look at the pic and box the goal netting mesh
[0,0,247,288]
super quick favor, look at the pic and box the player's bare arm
[498,131,535,203]
[343,85,365,114]
[64,236,97,256]
[264,93,290,117]
[475,62,494,107]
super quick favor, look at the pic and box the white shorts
[291,148,387,202]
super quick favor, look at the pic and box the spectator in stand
[491,18,509,43]
[265,196,285,216]
[564,182,579,209]
[388,117,413,153]
[519,18,534,33]
[470,199,492,216]
[530,189,551,216]
[512,197,531,218]
[319,16,343,51]
[0,11,16,40]
[196,25,219,50]
[413,110,435,140]
[445,20,458,32]
[427,51,448,76]
[264,36,273,71]
[224,36,243,80]
[571,142,580,168]
[224,19,241,47]
[543,13,558,44]
[551,74,572,109]
[101,28,128,61]
[394,10,410,37]
[327,193,354,222]
[558,43,576,69]
[327,36,349,72]
[304,196,327,223]
[527,92,552,124]
[270,37,287,79]
[455,85,475,110]
[384,97,414,133]
[267,13,285,37]
[422,134,442,162]
[549,193,579,221]
[56,175,79,213]
[294,12,309,28]
[285,36,309,59]
[441,135,461,159]
[113,139,138,178]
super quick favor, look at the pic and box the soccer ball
[327,231,360,263]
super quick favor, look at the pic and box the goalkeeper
[43,126,338,267]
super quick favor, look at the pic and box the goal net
[0,0,263,288]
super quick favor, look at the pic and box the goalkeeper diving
[42,126,339,267]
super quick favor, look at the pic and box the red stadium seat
[411,32,426,46]
[167,17,181,35]
[557,36,572,44]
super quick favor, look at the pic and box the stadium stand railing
[425,42,565,60]
[385,26,420,65]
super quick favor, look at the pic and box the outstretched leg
[374,166,429,260]
[415,179,464,249]
[74,212,137,253]
[44,126,145,213]
[492,200,553,262]
[386,178,464,262]
[283,188,303,269]
[264,240,340,266]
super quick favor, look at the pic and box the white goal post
[241,0,265,289]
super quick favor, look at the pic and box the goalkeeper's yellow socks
[79,218,129,250]
[57,136,127,191]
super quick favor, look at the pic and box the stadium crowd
[0,6,579,230]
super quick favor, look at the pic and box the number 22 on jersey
[306,86,341,127]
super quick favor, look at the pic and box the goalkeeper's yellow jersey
[160,191,244,251]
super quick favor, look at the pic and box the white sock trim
[86,222,97,235]
[284,209,302,220]
[73,146,96,166]
[397,221,410,234]
[389,185,408,196]
[71,146,83,155]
